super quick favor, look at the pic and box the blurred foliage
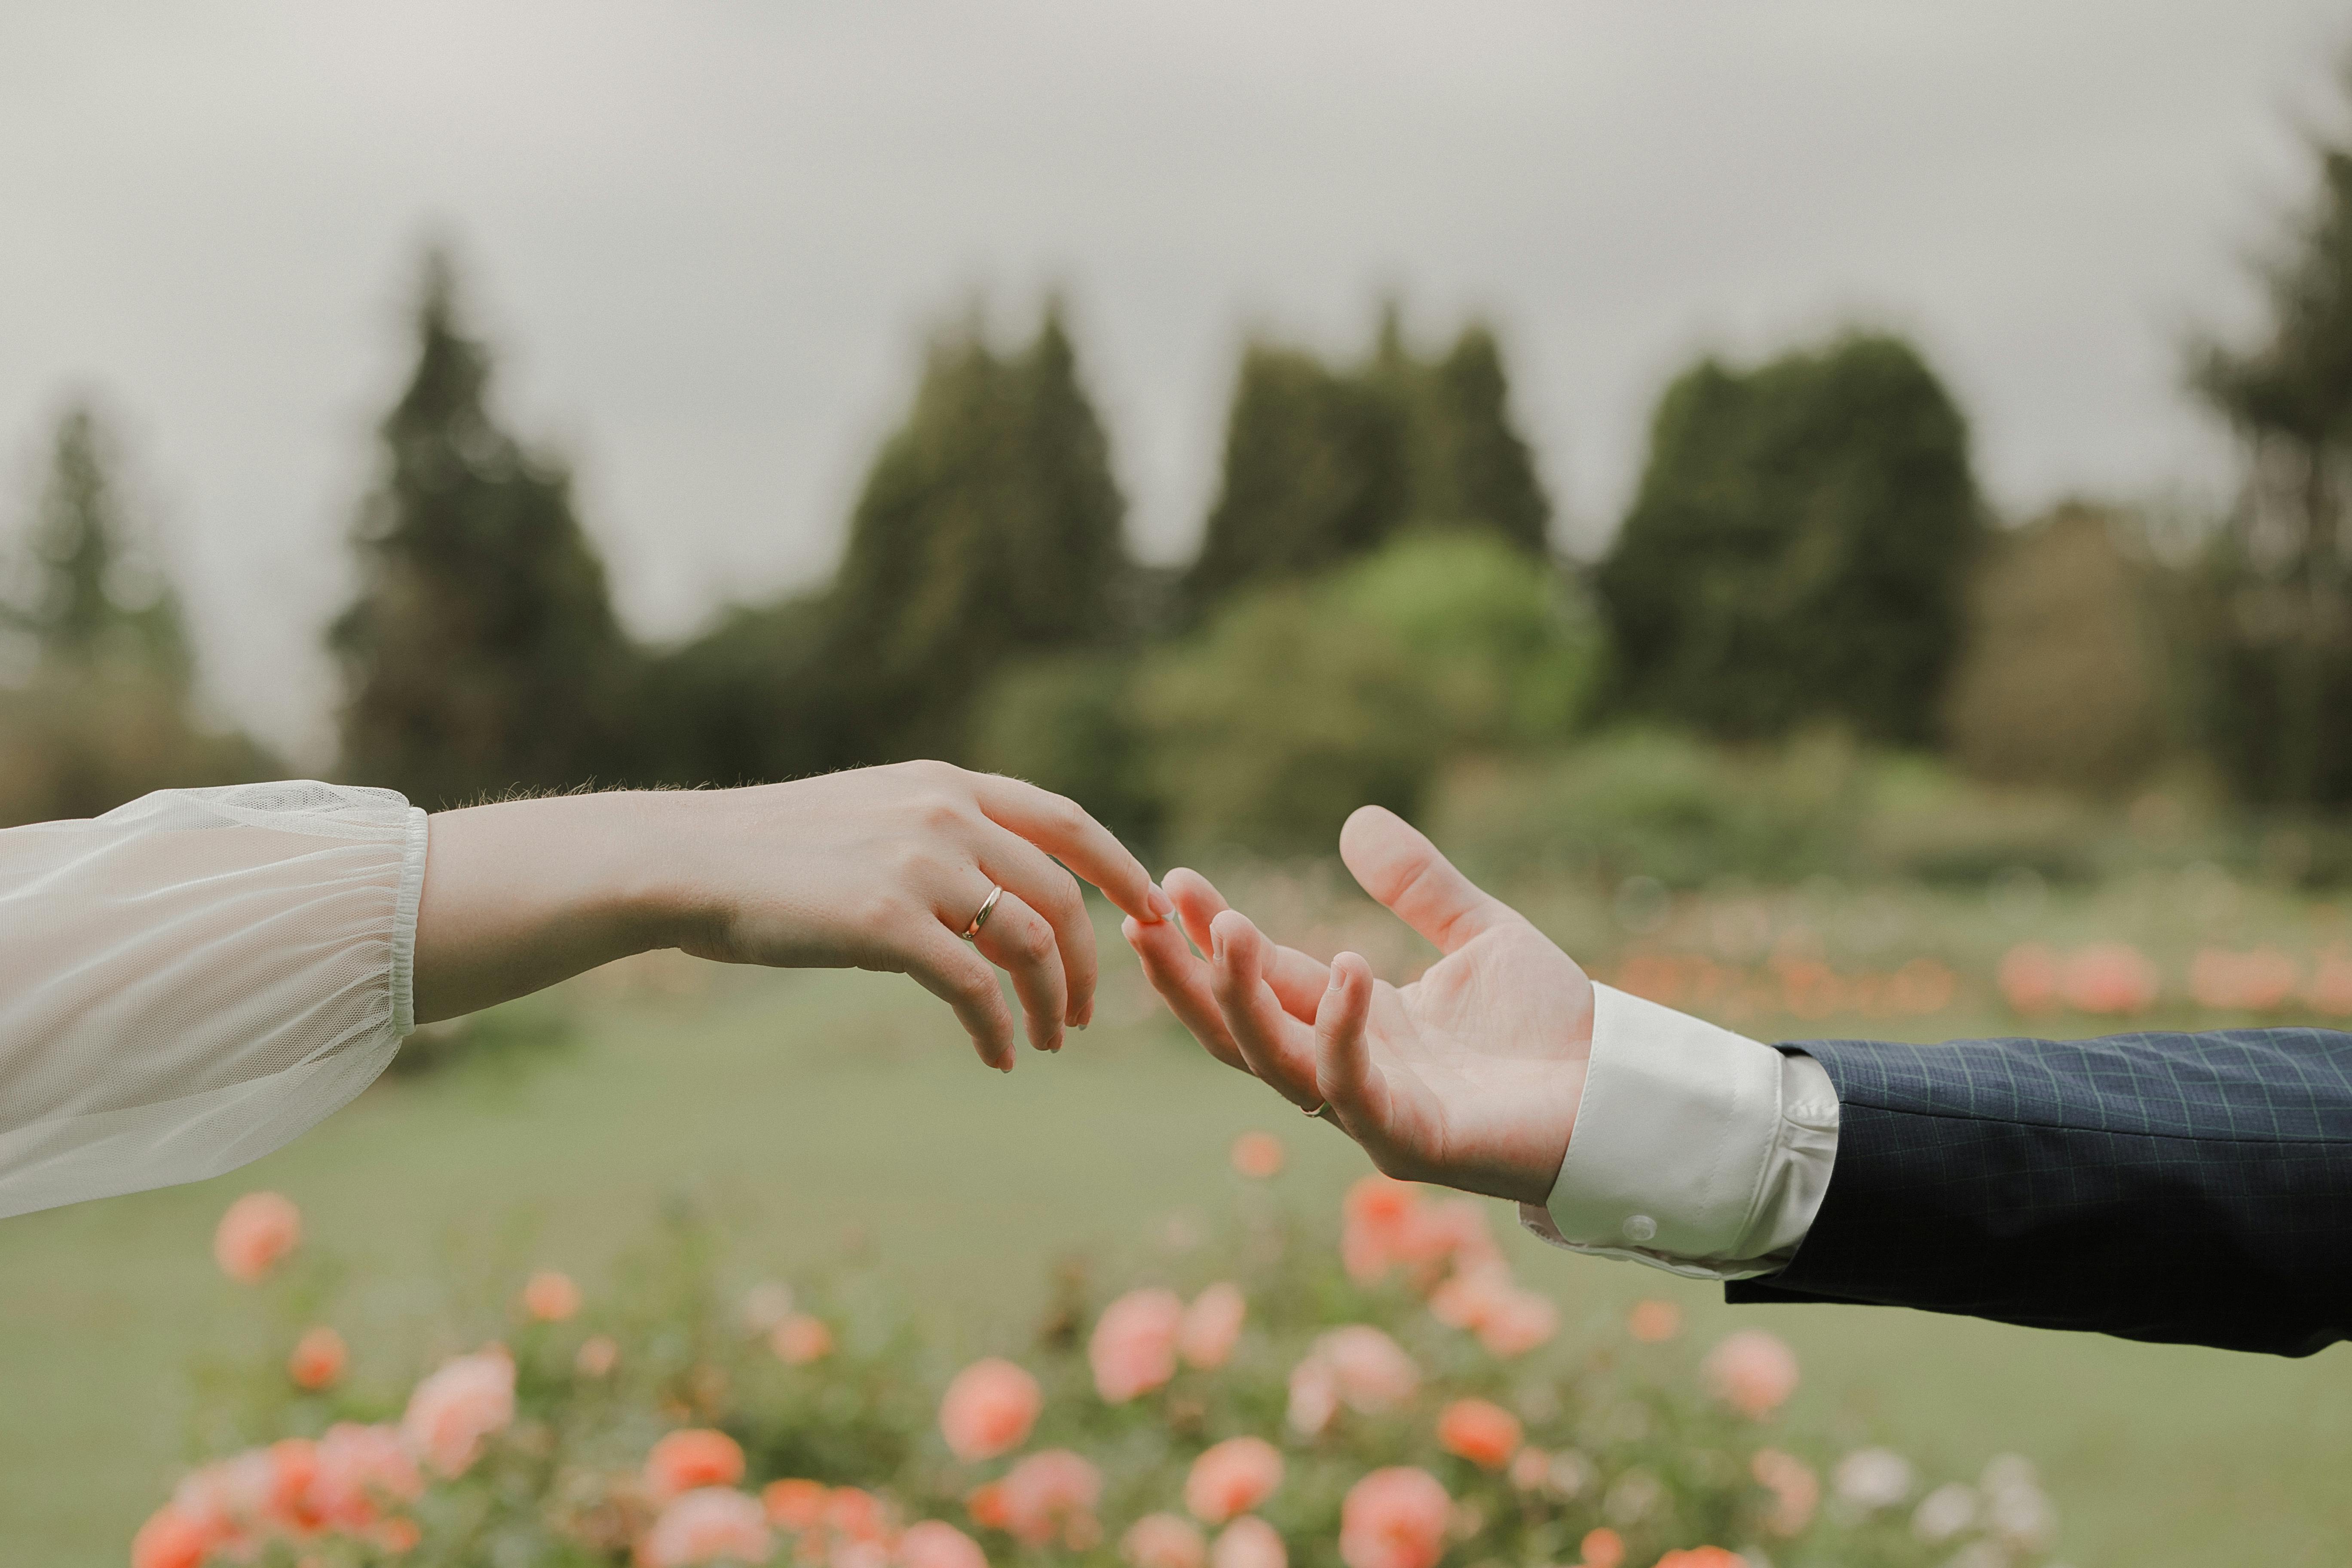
[1183,308,1550,614]
[2184,75,2352,809]
[985,533,1605,858]
[971,652,1159,847]
[821,304,1130,764]
[0,404,274,827]
[329,251,640,810]
[1427,729,2205,892]
[1942,501,2172,793]
[154,1181,2058,1568]
[1598,333,1984,746]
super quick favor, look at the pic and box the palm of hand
[1360,919,1592,1203]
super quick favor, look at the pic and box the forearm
[413,792,689,1024]
[1729,1028,2352,1356]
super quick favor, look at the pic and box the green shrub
[1941,502,2171,793]
[1133,534,1598,855]
[971,652,1159,846]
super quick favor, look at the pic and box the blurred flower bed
[138,1148,2063,1568]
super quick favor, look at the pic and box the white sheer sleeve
[0,781,426,1219]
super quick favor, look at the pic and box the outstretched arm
[416,762,1172,1068]
[0,766,1170,1221]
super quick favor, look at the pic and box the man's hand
[1124,805,1592,1206]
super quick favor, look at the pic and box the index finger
[971,773,1170,925]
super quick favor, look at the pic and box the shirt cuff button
[1621,1213,1657,1242]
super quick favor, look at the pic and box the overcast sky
[1,2,2343,760]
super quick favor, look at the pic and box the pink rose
[1475,1288,1558,1358]
[999,1450,1102,1547]
[1320,1326,1420,1413]
[213,1192,300,1283]
[1751,1449,1819,1535]
[1338,1467,1450,1568]
[639,1487,774,1567]
[1122,1512,1207,1568]
[771,1314,835,1365]
[1703,1329,1799,1419]
[899,1521,986,1568]
[1090,1288,1185,1402]
[648,1429,747,1503]
[1997,944,2062,1016]
[577,1335,621,1377]
[1341,1178,1418,1282]
[401,1346,516,1478]
[1230,1132,1285,1179]
[1185,1437,1284,1524]
[1180,1283,1247,1370]
[939,1357,1041,1462]
[1212,1516,1287,1568]
[2062,942,2159,1016]
[1626,1299,1682,1343]
[1286,1356,1339,1437]
[310,1422,423,1531]
[522,1269,582,1323]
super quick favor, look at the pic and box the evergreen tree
[2187,68,2352,807]
[824,303,1129,762]
[329,253,636,807]
[1184,310,1549,612]
[7,404,191,687]
[1424,325,1551,554]
[1183,343,1413,609]
[0,403,272,826]
[1597,333,1984,744]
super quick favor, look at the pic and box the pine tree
[8,404,191,687]
[821,303,1130,763]
[0,404,272,825]
[2187,68,2352,807]
[328,252,637,807]
[1182,343,1412,610]
[1424,325,1551,554]
[1598,333,1984,744]
[1183,310,1550,612]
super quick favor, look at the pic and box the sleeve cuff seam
[390,805,426,1038]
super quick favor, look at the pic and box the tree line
[5,87,2351,849]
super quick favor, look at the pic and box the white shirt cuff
[1517,984,1839,1281]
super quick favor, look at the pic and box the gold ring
[1302,1099,1327,1118]
[961,885,1004,943]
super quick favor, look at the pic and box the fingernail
[1148,884,1176,922]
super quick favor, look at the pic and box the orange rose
[288,1326,347,1391]
[1436,1399,1522,1470]
[646,1429,746,1503]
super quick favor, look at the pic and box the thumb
[1338,805,1515,956]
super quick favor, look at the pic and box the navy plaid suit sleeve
[1721,1026,2352,1356]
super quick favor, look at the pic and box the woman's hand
[415,762,1173,1070]
[1124,805,1590,1205]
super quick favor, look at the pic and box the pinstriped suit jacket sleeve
[1723,1026,2352,1357]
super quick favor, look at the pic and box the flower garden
[134,1144,2062,1568]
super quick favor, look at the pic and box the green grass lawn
[3,905,2351,1564]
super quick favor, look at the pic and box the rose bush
[138,1152,2063,1568]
